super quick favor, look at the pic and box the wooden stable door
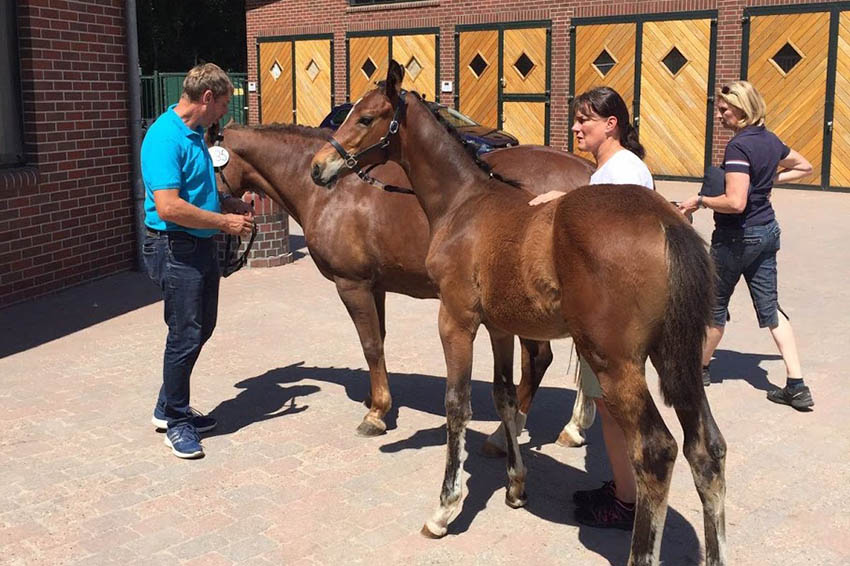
[831,12,850,187]
[294,40,332,126]
[349,33,437,102]
[259,38,332,126]
[502,28,547,145]
[640,19,712,177]
[258,40,293,124]
[573,23,637,161]
[349,36,388,102]
[393,34,437,101]
[458,30,499,129]
[458,25,549,145]
[747,13,830,185]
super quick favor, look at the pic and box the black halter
[327,94,414,195]
[212,131,259,278]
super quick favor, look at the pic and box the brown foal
[310,61,727,566]
[205,120,594,438]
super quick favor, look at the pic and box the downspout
[125,0,145,270]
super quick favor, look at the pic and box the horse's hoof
[356,417,386,437]
[480,440,507,459]
[556,429,585,448]
[420,522,446,539]
[505,491,528,509]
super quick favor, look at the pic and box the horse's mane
[379,87,523,189]
[426,100,523,189]
[226,122,331,141]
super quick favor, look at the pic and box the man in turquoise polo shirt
[141,63,254,459]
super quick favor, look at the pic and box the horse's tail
[655,220,714,407]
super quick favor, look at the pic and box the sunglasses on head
[721,85,732,94]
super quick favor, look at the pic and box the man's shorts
[710,220,781,329]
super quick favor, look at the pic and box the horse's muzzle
[310,160,340,188]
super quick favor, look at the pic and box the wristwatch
[697,195,705,209]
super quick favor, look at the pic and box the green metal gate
[140,71,248,126]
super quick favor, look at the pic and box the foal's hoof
[480,440,507,459]
[420,522,447,539]
[356,416,386,437]
[505,490,528,509]
[556,428,586,448]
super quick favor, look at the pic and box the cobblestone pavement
[2,182,849,566]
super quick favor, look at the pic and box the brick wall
[1,0,134,307]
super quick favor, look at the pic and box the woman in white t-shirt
[530,86,652,530]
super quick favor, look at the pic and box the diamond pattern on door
[470,53,489,78]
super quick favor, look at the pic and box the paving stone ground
[1,181,849,565]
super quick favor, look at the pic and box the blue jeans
[710,219,781,328]
[143,230,220,427]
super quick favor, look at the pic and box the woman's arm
[775,148,813,184]
[678,172,749,215]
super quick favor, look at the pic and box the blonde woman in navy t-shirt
[679,80,815,410]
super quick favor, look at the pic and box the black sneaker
[767,384,814,410]
[575,493,635,530]
[152,407,217,433]
[573,481,616,507]
[702,366,711,387]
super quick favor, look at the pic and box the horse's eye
[358,116,374,126]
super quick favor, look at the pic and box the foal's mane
[226,122,331,141]
[385,88,523,189]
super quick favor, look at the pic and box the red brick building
[245,0,850,188]
[3,1,848,306]
[1,0,135,307]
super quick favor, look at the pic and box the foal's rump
[551,184,712,405]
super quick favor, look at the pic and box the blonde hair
[718,80,766,128]
[182,63,233,102]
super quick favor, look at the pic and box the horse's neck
[400,99,490,223]
[237,130,329,226]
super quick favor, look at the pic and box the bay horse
[205,120,596,444]
[310,61,727,566]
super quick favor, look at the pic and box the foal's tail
[655,220,714,407]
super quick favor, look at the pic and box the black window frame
[349,0,414,6]
[1,0,25,169]
[0,0,26,169]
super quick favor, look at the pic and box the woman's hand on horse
[528,190,566,206]
[677,196,700,215]
[222,213,254,237]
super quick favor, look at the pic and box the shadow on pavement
[0,270,162,358]
[232,361,582,437]
[234,362,703,564]
[289,234,308,261]
[381,424,703,565]
[206,367,320,437]
[710,348,782,391]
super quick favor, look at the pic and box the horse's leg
[672,394,727,565]
[489,330,528,507]
[422,303,476,538]
[600,361,678,566]
[482,338,552,457]
[557,353,597,447]
[334,278,391,436]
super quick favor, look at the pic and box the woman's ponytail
[622,122,646,160]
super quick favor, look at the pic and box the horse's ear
[386,59,404,105]
[206,121,219,146]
